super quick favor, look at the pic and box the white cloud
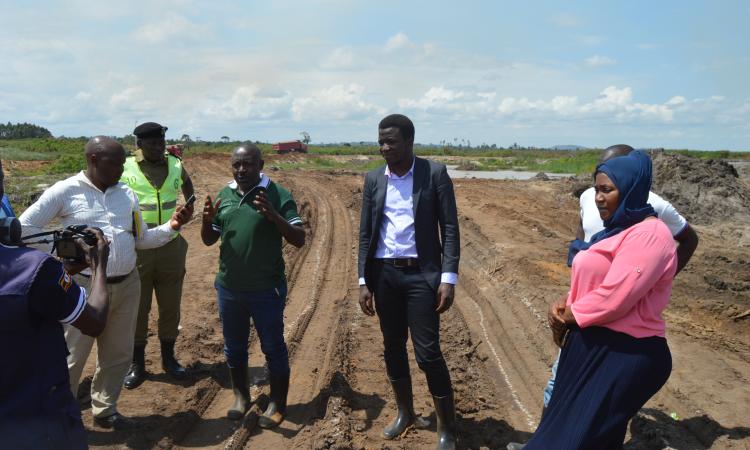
[666,96,686,106]
[384,32,412,52]
[398,85,682,124]
[204,85,291,121]
[585,55,616,68]
[398,87,465,110]
[291,84,384,122]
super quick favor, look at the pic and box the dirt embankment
[51,151,749,449]
[651,151,750,226]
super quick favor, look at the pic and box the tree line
[0,122,53,139]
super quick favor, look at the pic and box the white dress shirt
[20,171,177,277]
[359,160,458,286]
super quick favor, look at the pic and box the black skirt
[525,326,671,450]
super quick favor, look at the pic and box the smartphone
[185,194,196,207]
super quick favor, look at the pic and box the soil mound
[651,151,750,225]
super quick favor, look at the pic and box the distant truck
[166,144,185,159]
[273,140,308,154]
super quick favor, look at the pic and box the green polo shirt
[212,176,302,291]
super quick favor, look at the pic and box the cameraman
[1,208,110,448]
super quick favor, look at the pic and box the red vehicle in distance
[166,144,184,159]
[273,140,308,154]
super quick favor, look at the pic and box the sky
[1,0,748,150]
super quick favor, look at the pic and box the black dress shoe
[123,362,146,389]
[93,412,134,431]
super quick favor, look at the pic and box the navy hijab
[567,150,657,266]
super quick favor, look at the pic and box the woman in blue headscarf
[515,151,678,450]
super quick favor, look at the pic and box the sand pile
[651,151,750,225]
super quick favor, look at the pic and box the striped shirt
[20,171,177,277]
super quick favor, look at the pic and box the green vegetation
[1,137,749,178]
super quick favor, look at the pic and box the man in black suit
[358,114,460,450]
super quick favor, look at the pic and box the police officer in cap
[1,158,111,448]
[121,122,194,389]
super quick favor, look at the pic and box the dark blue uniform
[0,244,88,449]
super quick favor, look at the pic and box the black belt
[376,258,419,268]
[79,271,132,284]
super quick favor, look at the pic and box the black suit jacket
[358,157,460,292]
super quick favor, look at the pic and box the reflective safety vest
[121,154,183,228]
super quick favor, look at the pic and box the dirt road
[81,153,749,449]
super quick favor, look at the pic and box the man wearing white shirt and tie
[358,114,460,450]
[20,136,193,430]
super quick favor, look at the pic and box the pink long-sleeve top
[568,218,678,338]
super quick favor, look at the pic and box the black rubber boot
[383,377,430,440]
[258,373,290,429]
[123,344,146,390]
[432,392,457,450]
[160,339,187,380]
[227,366,251,420]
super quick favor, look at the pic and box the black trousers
[372,260,452,397]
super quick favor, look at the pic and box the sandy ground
[69,153,749,450]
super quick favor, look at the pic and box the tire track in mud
[454,215,553,429]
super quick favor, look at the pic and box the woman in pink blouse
[521,150,677,450]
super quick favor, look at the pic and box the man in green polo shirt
[120,122,195,389]
[201,143,304,428]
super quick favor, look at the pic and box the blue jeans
[215,281,289,377]
[543,350,560,408]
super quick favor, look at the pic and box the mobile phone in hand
[185,194,196,207]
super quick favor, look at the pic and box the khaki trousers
[134,234,188,346]
[66,269,140,418]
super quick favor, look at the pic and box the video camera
[52,225,98,262]
[1,220,98,263]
